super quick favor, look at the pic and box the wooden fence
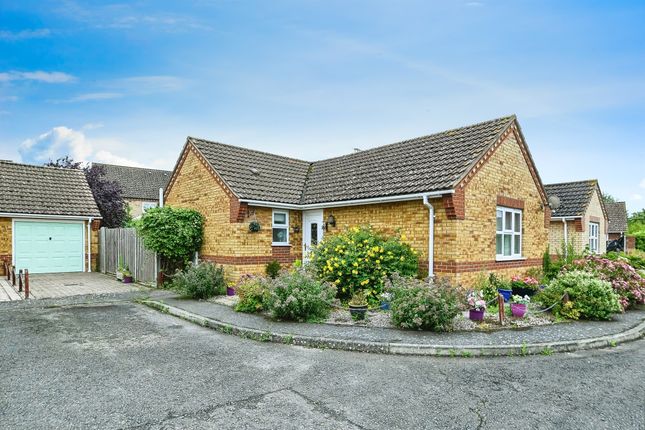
[99,227,158,286]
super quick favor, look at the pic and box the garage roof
[0,161,101,218]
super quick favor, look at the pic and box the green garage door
[14,221,84,273]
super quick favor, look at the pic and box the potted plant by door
[467,290,487,321]
[122,267,133,284]
[226,282,236,296]
[349,291,369,321]
[510,295,530,318]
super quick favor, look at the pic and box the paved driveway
[0,298,643,429]
[0,272,144,301]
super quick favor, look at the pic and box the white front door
[302,210,324,262]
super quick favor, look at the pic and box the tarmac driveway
[0,297,643,429]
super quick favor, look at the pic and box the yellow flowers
[360,279,369,286]
[401,234,407,241]
[353,262,359,267]
[352,269,358,275]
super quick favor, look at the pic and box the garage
[0,160,102,276]
[14,221,85,273]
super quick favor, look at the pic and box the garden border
[141,299,645,357]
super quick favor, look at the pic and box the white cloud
[19,126,141,167]
[108,75,187,93]
[0,95,19,102]
[0,29,51,40]
[632,194,643,201]
[0,70,76,83]
[49,92,123,103]
[94,150,143,167]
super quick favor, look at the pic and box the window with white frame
[142,202,158,212]
[272,210,289,245]
[589,222,599,254]
[496,207,522,259]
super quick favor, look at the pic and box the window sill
[272,243,291,247]
[495,256,526,262]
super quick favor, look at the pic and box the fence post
[18,269,23,292]
[11,266,15,286]
[24,269,29,299]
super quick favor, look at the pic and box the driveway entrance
[0,272,144,301]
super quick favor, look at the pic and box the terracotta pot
[511,303,527,318]
[469,309,485,321]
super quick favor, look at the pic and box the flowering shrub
[467,290,487,311]
[234,275,270,313]
[564,255,645,310]
[312,226,418,299]
[511,275,540,296]
[171,262,226,300]
[386,274,460,331]
[535,270,621,320]
[265,269,336,322]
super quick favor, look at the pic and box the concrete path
[145,297,645,356]
[1,300,643,429]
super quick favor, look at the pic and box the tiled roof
[189,138,312,204]
[187,115,517,205]
[0,161,101,217]
[544,180,597,218]
[605,201,628,233]
[94,163,171,200]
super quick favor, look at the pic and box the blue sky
[1,0,644,213]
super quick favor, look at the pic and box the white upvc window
[496,206,522,260]
[589,222,599,254]
[272,210,289,245]
[142,202,158,212]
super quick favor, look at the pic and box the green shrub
[386,274,460,331]
[265,269,336,322]
[312,225,418,300]
[265,260,281,279]
[172,262,226,300]
[535,270,621,320]
[235,276,269,313]
[474,272,497,302]
[137,206,204,273]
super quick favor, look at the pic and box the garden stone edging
[141,300,645,357]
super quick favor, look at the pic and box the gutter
[239,190,454,211]
[0,212,102,220]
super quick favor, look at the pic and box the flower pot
[510,303,527,318]
[349,305,368,320]
[226,286,235,296]
[122,276,133,284]
[469,309,485,321]
[497,288,513,302]
[512,286,537,297]
[379,301,390,311]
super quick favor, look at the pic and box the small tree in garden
[137,206,204,274]
[312,225,418,300]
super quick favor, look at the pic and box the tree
[45,156,82,170]
[43,157,127,228]
[602,194,617,204]
[85,164,128,228]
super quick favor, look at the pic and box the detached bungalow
[93,163,170,218]
[0,161,101,275]
[545,180,608,255]
[165,115,551,286]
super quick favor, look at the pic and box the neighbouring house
[164,115,551,286]
[605,201,629,251]
[93,163,171,218]
[544,180,608,255]
[0,161,102,275]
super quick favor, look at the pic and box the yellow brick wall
[126,198,158,219]
[452,132,549,286]
[165,148,302,279]
[548,220,583,254]
[0,217,11,275]
[585,188,607,254]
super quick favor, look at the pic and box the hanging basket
[249,220,261,233]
